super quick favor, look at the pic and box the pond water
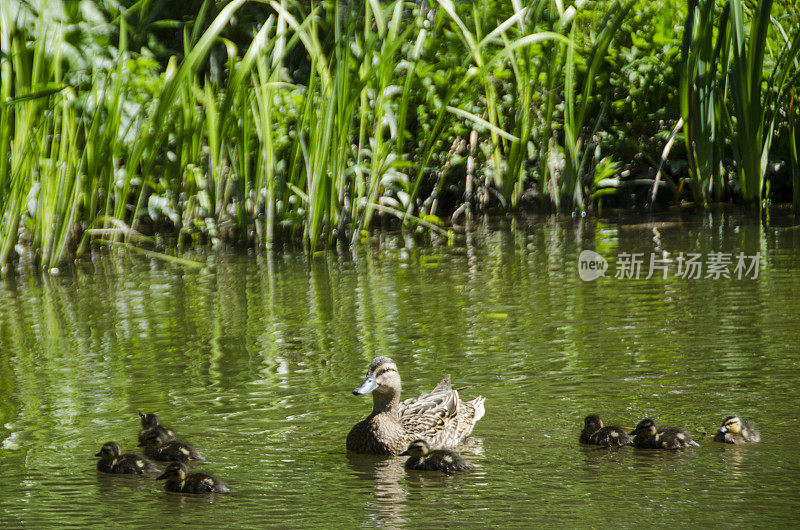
[1,211,799,527]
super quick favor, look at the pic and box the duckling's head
[719,415,742,434]
[95,442,122,458]
[156,462,188,482]
[630,418,658,437]
[352,356,401,397]
[400,439,431,458]
[139,412,159,428]
[583,414,603,433]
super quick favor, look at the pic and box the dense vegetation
[1,0,799,270]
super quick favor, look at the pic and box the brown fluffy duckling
[95,442,161,474]
[138,412,176,445]
[138,428,204,463]
[630,418,699,449]
[714,415,760,444]
[400,439,472,474]
[580,414,632,447]
[156,462,229,494]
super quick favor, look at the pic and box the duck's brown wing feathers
[399,384,460,443]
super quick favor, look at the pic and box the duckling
[580,414,632,447]
[400,439,472,474]
[156,462,229,494]
[630,418,699,449]
[95,442,161,474]
[138,412,176,445]
[138,428,204,463]
[714,415,760,444]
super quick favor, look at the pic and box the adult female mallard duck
[156,462,229,494]
[346,356,485,455]
[138,412,176,445]
[714,415,760,444]
[580,414,632,447]
[95,442,161,474]
[138,428,204,462]
[630,418,699,449]
[400,439,472,474]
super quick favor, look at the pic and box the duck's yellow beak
[353,374,378,395]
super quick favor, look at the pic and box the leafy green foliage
[1,0,799,271]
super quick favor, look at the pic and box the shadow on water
[95,470,162,494]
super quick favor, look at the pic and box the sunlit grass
[0,0,798,271]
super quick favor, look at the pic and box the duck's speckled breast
[346,413,407,455]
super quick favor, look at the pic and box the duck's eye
[375,367,396,378]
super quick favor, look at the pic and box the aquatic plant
[562,0,634,211]
[791,87,800,213]
[729,0,800,208]
[0,0,798,272]
[680,0,800,208]
[680,0,729,206]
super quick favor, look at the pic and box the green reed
[1,0,798,272]
[0,1,602,268]
[680,0,800,208]
[563,0,633,211]
[680,0,729,206]
[791,86,800,214]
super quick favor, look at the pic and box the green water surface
[1,212,799,527]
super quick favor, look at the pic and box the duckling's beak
[94,451,102,457]
[399,450,409,456]
[156,472,167,480]
[137,441,146,447]
[628,428,638,436]
[353,375,378,395]
[719,426,728,434]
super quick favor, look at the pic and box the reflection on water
[347,454,408,526]
[1,211,800,526]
